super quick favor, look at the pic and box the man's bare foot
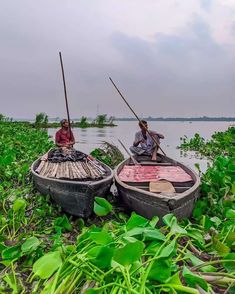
[151,155,157,161]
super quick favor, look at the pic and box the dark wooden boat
[114,154,200,221]
[31,156,113,218]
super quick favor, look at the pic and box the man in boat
[130,120,164,161]
[55,119,75,148]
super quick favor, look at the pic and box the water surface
[48,121,233,173]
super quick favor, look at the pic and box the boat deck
[114,153,200,220]
[118,154,195,195]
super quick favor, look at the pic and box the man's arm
[157,133,164,139]
[69,131,75,146]
[133,132,144,147]
[55,131,62,147]
[149,131,164,139]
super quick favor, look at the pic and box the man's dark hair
[139,120,147,127]
[60,119,67,126]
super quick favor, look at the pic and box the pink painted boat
[114,154,200,221]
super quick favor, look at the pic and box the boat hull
[31,159,113,218]
[114,154,200,221]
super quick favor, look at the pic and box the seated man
[55,119,75,148]
[130,120,164,160]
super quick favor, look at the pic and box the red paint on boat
[118,165,193,183]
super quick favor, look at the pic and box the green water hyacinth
[93,196,113,216]
[0,122,234,293]
[32,251,62,279]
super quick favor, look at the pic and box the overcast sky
[0,0,235,119]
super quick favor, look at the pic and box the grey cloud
[200,0,212,12]
[231,21,235,35]
[0,2,235,118]
[110,16,235,116]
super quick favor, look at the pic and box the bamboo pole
[109,77,166,156]
[59,52,72,139]
[118,139,140,165]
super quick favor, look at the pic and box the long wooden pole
[59,52,72,137]
[118,139,140,165]
[109,77,166,156]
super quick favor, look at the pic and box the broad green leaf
[3,154,15,165]
[185,251,217,272]
[21,237,40,254]
[113,240,144,266]
[223,253,235,273]
[54,215,72,231]
[93,246,114,269]
[232,182,235,195]
[167,272,183,285]
[124,227,145,238]
[212,237,230,256]
[13,198,26,212]
[210,216,222,227]
[225,209,235,219]
[146,241,162,254]
[93,197,112,216]
[186,228,204,246]
[149,216,159,228]
[143,228,166,241]
[87,245,114,269]
[33,251,62,279]
[183,266,208,291]
[0,243,6,253]
[77,218,85,230]
[125,213,149,231]
[226,232,235,248]
[163,214,175,227]
[2,245,21,261]
[20,163,29,174]
[84,290,97,294]
[148,258,172,282]
[87,246,102,258]
[122,236,139,243]
[90,231,113,245]
[163,214,187,234]
[158,240,176,258]
[124,227,166,242]
[193,200,207,219]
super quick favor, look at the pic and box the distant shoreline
[12,117,235,122]
[115,117,235,122]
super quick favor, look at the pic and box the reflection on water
[96,128,107,138]
[48,121,233,173]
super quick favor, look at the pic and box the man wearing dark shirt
[55,119,75,148]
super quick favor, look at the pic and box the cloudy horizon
[0,0,235,119]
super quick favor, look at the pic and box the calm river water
[48,121,234,173]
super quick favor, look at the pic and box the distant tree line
[32,113,116,128]
[115,116,235,122]
[0,112,117,128]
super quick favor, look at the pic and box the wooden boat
[114,154,200,221]
[31,154,113,218]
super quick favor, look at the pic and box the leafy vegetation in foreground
[0,122,234,293]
